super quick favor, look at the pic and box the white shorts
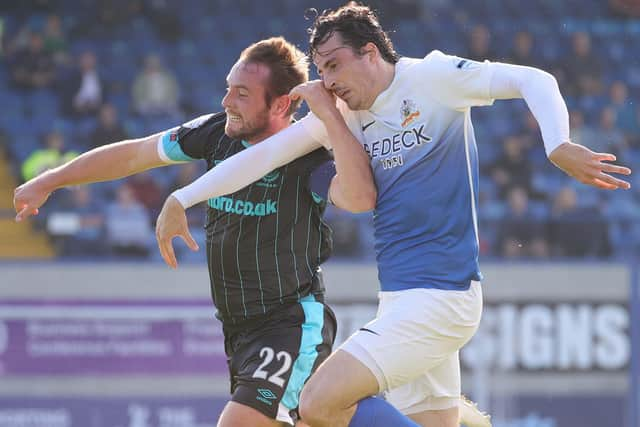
[340,282,483,414]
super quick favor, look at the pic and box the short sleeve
[157,113,224,163]
[308,159,336,201]
[420,50,496,110]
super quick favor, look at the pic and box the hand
[548,142,632,190]
[155,195,199,268]
[13,176,52,222]
[290,80,340,123]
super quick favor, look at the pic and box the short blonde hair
[240,37,309,115]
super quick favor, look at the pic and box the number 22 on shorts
[252,346,292,387]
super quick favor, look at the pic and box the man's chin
[225,126,244,139]
[344,98,362,111]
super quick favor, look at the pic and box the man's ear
[362,42,378,61]
[271,94,292,117]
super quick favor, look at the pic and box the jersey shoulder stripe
[158,112,227,163]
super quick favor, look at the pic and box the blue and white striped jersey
[302,50,496,291]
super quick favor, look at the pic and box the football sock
[348,396,420,427]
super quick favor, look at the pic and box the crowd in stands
[1,0,638,261]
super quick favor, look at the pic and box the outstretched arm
[155,119,325,268]
[170,119,324,208]
[14,133,167,221]
[489,62,631,190]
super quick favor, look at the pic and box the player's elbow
[536,68,559,91]
[328,177,377,213]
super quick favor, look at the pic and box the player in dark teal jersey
[159,111,333,323]
[14,37,339,427]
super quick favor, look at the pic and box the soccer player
[151,4,630,427]
[14,37,344,427]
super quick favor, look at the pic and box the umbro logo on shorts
[256,388,278,406]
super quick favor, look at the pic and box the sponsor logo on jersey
[257,170,281,188]
[208,197,278,216]
[401,99,420,127]
[362,124,432,159]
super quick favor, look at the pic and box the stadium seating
[1,0,638,260]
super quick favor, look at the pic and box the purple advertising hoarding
[0,294,635,427]
[0,300,228,376]
[0,397,226,427]
[0,395,627,427]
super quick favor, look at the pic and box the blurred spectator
[127,171,164,217]
[105,183,152,257]
[145,0,183,42]
[21,131,78,181]
[549,186,610,257]
[569,109,598,149]
[10,32,55,89]
[89,104,129,148]
[609,0,640,17]
[608,81,637,133]
[561,32,603,97]
[491,135,533,199]
[42,14,68,64]
[505,31,537,66]
[585,107,627,155]
[132,54,180,117]
[466,24,497,61]
[97,0,143,32]
[0,129,8,155]
[377,0,421,22]
[4,24,31,58]
[516,111,542,148]
[46,186,105,256]
[497,187,549,258]
[630,107,640,148]
[0,18,5,57]
[60,51,104,116]
[71,0,141,37]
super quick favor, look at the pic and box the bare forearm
[36,133,165,192]
[323,113,376,212]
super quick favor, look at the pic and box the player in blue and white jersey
[154,4,632,427]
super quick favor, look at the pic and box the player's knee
[297,390,315,421]
[298,388,331,426]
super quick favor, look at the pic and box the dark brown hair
[240,37,309,115]
[308,2,399,65]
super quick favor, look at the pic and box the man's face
[313,32,376,111]
[222,60,272,141]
